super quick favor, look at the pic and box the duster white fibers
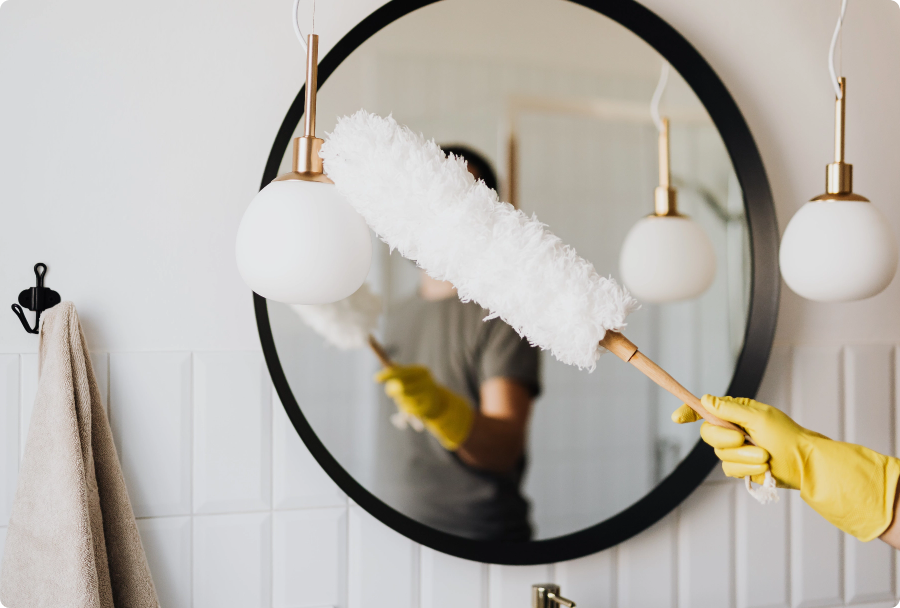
[290,283,424,432]
[320,111,639,371]
[290,282,382,350]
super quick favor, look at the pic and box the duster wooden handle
[599,331,746,436]
[367,334,394,368]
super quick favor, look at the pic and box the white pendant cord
[829,0,849,99]
[650,61,670,131]
[292,0,316,52]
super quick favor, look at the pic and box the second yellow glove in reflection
[672,395,900,542]
[375,364,474,451]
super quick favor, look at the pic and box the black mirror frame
[254,0,779,565]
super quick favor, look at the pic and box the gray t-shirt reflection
[374,295,541,541]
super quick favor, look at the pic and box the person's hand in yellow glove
[375,364,474,451]
[672,395,900,542]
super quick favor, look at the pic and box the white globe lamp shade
[619,216,716,303]
[779,200,897,302]
[236,180,372,304]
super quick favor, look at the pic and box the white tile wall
[489,563,553,608]
[678,483,735,608]
[617,513,677,608]
[555,549,615,607]
[273,508,347,608]
[194,512,272,608]
[1,347,899,608]
[110,353,193,518]
[420,547,487,608]
[137,516,192,608]
[348,505,419,608]
[193,352,272,514]
[273,392,346,510]
[736,485,790,608]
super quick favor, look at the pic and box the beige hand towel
[0,302,159,608]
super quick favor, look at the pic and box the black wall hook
[12,263,61,334]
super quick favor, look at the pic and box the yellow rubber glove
[375,364,474,451]
[672,395,900,542]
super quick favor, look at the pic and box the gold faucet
[532,584,576,608]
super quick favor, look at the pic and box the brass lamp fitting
[653,118,680,216]
[274,34,333,185]
[810,78,867,203]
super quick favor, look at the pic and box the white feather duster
[319,111,778,505]
[320,111,639,371]
[290,282,383,350]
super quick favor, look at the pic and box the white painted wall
[2,0,900,606]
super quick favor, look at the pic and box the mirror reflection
[269,0,750,541]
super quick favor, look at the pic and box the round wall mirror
[256,0,778,564]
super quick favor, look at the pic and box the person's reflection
[376,146,541,541]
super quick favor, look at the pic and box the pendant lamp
[236,33,372,304]
[619,117,716,303]
[780,0,896,302]
[779,78,897,301]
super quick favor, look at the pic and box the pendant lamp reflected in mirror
[236,32,372,304]
[619,117,716,303]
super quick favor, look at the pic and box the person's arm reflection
[457,377,533,473]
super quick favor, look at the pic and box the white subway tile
[137,517,191,608]
[791,500,843,606]
[348,505,418,608]
[845,345,892,453]
[617,512,676,608]
[0,356,19,526]
[555,549,614,608]
[736,485,790,608]
[19,353,38,458]
[845,534,895,605]
[273,390,345,510]
[843,345,895,604]
[791,346,842,438]
[274,508,347,608]
[109,353,192,517]
[193,512,272,608]
[790,346,843,607]
[679,483,734,608]
[488,563,553,608]
[193,352,272,514]
[421,547,485,608]
[756,345,792,413]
